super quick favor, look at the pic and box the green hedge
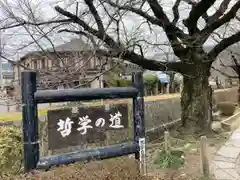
[0,126,23,177]
[108,75,158,90]
[144,75,158,95]
[108,79,132,87]
[143,75,158,86]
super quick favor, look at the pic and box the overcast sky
[0,0,239,62]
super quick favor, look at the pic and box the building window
[33,61,37,69]
[52,59,58,68]
[96,57,101,66]
[64,57,68,64]
[41,59,45,69]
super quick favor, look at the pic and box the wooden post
[200,136,209,177]
[164,131,170,152]
[132,72,146,175]
[40,116,48,156]
[21,71,39,172]
[7,101,10,112]
[105,104,110,146]
[180,83,183,93]
[166,84,170,94]
[139,137,146,175]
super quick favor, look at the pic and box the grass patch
[154,150,184,169]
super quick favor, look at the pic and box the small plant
[217,101,236,116]
[154,150,184,169]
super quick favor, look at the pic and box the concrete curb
[221,111,240,131]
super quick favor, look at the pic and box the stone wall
[143,87,238,141]
[213,88,237,104]
[142,87,237,130]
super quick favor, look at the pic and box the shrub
[143,75,158,87]
[144,75,158,95]
[0,126,23,176]
[217,101,236,116]
[109,75,159,89]
[108,79,132,87]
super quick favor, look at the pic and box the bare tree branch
[211,66,237,78]
[84,0,105,34]
[55,6,120,49]
[93,48,193,73]
[182,0,197,6]
[172,0,181,25]
[58,29,97,48]
[182,0,209,22]
[208,31,240,59]
[184,0,216,34]
[201,1,240,40]
[146,0,188,57]
[207,0,231,23]
[105,0,188,41]
[0,19,71,30]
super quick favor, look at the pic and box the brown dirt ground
[6,158,151,180]
[3,131,231,180]
[145,130,231,180]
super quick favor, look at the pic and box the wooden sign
[47,104,128,150]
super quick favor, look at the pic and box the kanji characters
[57,117,74,137]
[77,115,93,135]
[109,111,124,128]
[56,111,125,137]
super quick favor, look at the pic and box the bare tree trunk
[208,86,213,123]
[181,66,212,133]
[7,101,10,112]
[238,76,240,105]
[169,72,175,93]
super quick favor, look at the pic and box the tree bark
[238,76,240,105]
[181,65,212,133]
[169,72,175,93]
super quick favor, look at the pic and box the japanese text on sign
[57,111,124,137]
[47,104,128,150]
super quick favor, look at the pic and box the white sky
[0,0,239,62]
